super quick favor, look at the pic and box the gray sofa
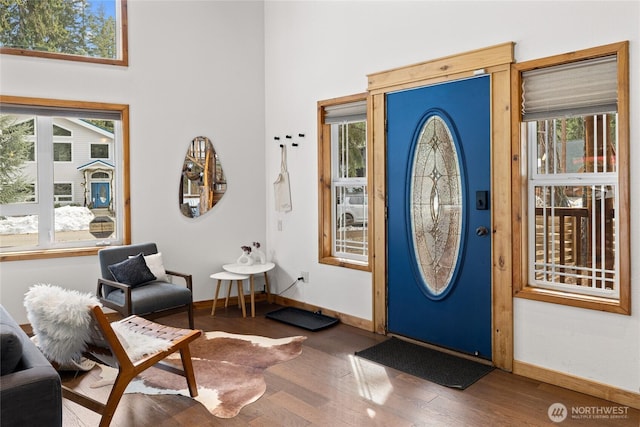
[0,304,62,427]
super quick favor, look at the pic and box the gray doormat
[266,307,339,331]
[355,337,494,389]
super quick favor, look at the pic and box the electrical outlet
[300,271,309,283]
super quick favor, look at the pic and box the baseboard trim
[194,295,374,331]
[513,360,640,410]
[270,296,373,331]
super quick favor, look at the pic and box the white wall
[0,0,266,321]
[263,1,639,394]
[1,0,638,396]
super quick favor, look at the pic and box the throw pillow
[0,324,23,375]
[129,252,168,282]
[108,253,156,287]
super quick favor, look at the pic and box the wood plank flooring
[61,303,639,426]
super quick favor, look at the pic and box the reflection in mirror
[179,136,226,218]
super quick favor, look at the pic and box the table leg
[236,280,247,317]
[263,272,271,303]
[225,280,232,308]
[211,279,222,316]
[250,275,256,317]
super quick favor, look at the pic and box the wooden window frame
[0,95,131,262]
[0,0,129,67]
[317,93,372,271]
[511,41,630,314]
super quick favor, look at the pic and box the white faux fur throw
[24,284,100,364]
[111,321,171,361]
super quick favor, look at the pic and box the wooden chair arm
[96,278,133,313]
[164,270,193,291]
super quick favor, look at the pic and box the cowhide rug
[95,331,306,418]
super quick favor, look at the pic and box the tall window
[513,42,629,314]
[318,94,370,270]
[0,0,128,66]
[0,96,130,260]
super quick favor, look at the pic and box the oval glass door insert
[410,114,462,297]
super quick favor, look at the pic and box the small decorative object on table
[251,241,266,264]
[237,245,254,266]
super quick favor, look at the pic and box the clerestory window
[0,0,128,66]
[512,42,629,314]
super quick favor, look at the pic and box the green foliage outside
[0,0,116,59]
[83,119,114,132]
[0,115,32,204]
[338,121,366,179]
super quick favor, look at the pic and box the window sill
[0,247,101,262]
[319,256,371,272]
[514,285,630,315]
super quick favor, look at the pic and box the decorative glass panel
[410,115,462,296]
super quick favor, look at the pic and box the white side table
[222,262,275,317]
[209,272,250,317]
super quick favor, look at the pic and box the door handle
[475,226,489,237]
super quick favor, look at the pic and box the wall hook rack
[292,133,304,147]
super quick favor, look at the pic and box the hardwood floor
[61,303,639,426]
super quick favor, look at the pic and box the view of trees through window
[0,115,31,204]
[0,0,118,60]
[530,113,618,295]
[334,120,368,260]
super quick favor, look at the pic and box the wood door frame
[368,43,515,370]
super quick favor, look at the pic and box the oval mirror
[179,136,226,218]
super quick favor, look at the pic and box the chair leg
[211,279,222,316]
[99,372,133,427]
[179,346,199,397]
[187,303,194,329]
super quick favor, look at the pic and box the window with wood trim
[318,93,371,271]
[512,42,630,314]
[0,0,128,66]
[0,96,130,261]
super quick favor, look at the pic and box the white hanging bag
[274,145,292,212]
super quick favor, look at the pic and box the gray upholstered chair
[97,243,194,329]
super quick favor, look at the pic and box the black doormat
[355,337,494,389]
[266,307,339,331]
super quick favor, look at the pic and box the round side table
[222,262,275,317]
[210,271,250,317]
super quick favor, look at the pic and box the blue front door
[91,182,110,208]
[386,75,492,358]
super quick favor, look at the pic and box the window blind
[324,100,367,124]
[0,104,121,121]
[521,55,617,121]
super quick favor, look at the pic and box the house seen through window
[0,97,130,259]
